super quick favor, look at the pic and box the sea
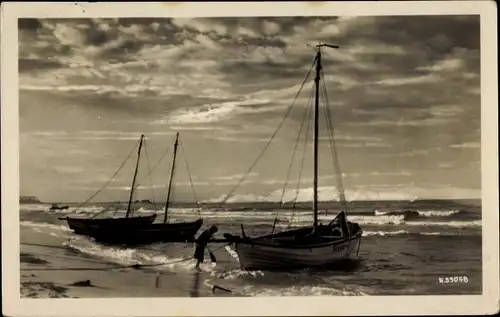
[20,199,482,296]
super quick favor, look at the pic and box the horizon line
[20,197,482,205]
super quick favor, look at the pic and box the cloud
[18,16,481,202]
[205,184,480,203]
[211,172,259,181]
[450,142,480,149]
[167,98,285,124]
[53,166,86,174]
[262,20,280,36]
[373,74,440,86]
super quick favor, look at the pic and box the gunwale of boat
[129,218,203,232]
[227,229,362,249]
[64,214,158,237]
[83,218,204,246]
[64,214,157,223]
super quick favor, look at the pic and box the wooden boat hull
[64,214,157,236]
[85,218,204,246]
[234,234,362,270]
[225,223,363,271]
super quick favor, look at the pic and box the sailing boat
[220,44,363,271]
[64,134,157,236]
[81,132,203,246]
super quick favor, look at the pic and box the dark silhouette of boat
[211,43,363,271]
[65,214,157,236]
[64,133,203,245]
[63,134,157,236]
[49,204,69,211]
[84,218,203,245]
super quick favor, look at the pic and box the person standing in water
[193,225,218,270]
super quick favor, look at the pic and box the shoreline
[20,229,214,298]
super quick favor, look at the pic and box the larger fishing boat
[219,44,363,271]
[64,133,203,245]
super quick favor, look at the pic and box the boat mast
[163,132,180,224]
[312,47,321,232]
[125,134,145,218]
[313,43,340,232]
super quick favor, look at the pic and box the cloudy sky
[18,15,481,203]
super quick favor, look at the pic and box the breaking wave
[62,239,216,273]
[20,220,73,233]
[240,284,369,296]
[373,209,463,218]
[20,204,481,229]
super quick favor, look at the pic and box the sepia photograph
[2,1,498,316]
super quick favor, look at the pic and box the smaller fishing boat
[63,134,157,236]
[49,204,69,211]
[82,132,204,246]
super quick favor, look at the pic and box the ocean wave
[204,278,369,297]
[22,204,476,221]
[20,220,73,233]
[362,230,480,237]
[20,204,51,212]
[416,210,461,217]
[20,204,106,214]
[363,230,409,236]
[374,209,462,218]
[240,284,368,296]
[21,212,481,231]
[210,269,264,281]
[62,240,217,273]
[407,220,481,228]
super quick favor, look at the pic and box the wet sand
[20,228,213,298]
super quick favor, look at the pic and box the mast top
[314,43,339,65]
[316,43,340,49]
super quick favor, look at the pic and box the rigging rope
[134,137,175,192]
[76,140,139,212]
[179,139,202,219]
[106,136,175,218]
[143,138,158,213]
[98,136,175,219]
[288,88,314,228]
[271,85,315,234]
[86,141,140,219]
[211,55,319,212]
[320,69,348,214]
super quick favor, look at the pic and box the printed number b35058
[438,276,468,284]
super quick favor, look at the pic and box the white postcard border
[2,1,498,316]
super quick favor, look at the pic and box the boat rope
[271,85,315,234]
[320,69,348,215]
[179,139,202,219]
[142,138,158,213]
[74,140,138,214]
[85,141,140,219]
[210,55,319,213]
[133,137,175,195]
[97,137,175,219]
[21,242,232,272]
[107,136,175,218]
[288,90,313,228]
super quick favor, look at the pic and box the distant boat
[63,134,158,236]
[49,204,69,211]
[219,43,363,271]
[83,132,204,245]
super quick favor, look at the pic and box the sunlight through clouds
[18,15,481,202]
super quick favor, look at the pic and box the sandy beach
[20,227,215,298]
